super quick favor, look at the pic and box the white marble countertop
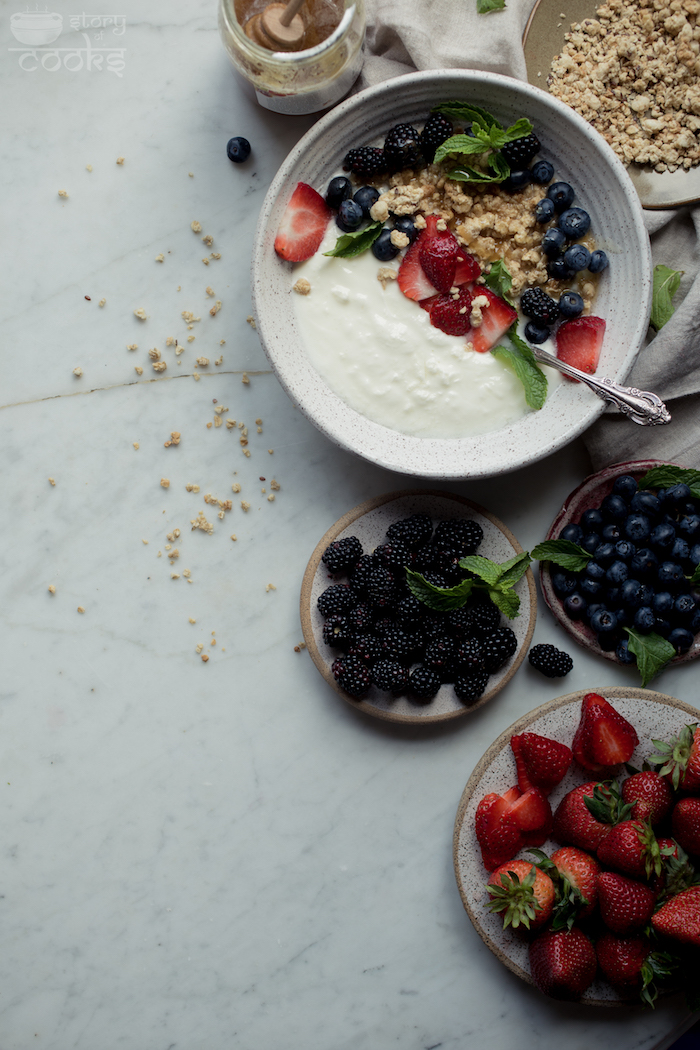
[1,2,697,1047]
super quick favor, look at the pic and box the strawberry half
[397,234,439,302]
[475,789,524,871]
[273,181,331,262]
[428,288,473,336]
[466,287,517,353]
[453,247,481,287]
[510,732,573,794]
[572,692,639,771]
[556,316,605,377]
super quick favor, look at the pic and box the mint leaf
[448,165,508,184]
[650,264,683,332]
[496,551,532,589]
[323,221,384,259]
[624,627,676,687]
[458,554,503,586]
[488,586,520,619]
[488,152,510,180]
[531,539,591,572]
[483,261,514,303]
[491,326,547,410]
[405,568,474,610]
[638,464,700,500]
[477,0,507,12]
[688,564,700,585]
[503,117,533,141]
[433,134,490,164]
[432,102,503,131]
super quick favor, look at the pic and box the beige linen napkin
[359,0,700,469]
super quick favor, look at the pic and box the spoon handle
[530,344,672,426]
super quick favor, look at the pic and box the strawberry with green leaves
[531,846,600,928]
[528,927,597,1000]
[597,819,663,881]
[596,932,676,1006]
[552,780,626,852]
[485,860,555,931]
[651,885,700,947]
[510,731,572,794]
[671,797,700,856]
[597,871,656,934]
[621,770,673,826]
[572,693,639,772]
[649,723,700,792]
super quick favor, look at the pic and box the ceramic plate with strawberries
[453,686,700,1005]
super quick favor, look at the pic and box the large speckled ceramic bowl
[300,490,536,725]
[252,69,652,480]
[453,687,700,1005]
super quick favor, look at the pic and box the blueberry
[524,321,550,344]
[665,483,693,508]
[671,537,690,564]
[531,160,555,184]
[552,570,579,597]
[651,522,676,552]
[616,638,637,664]
[559,523,584,544]
[630,491,661,518]
[588,250,609,274]
[668,627,694,653]
[624,514,651,543]
[547,181,576,212]
[656,618,673,637]
[325,175,352,209]
[590,608,618,633]
[680,514,700,541]
[582,532,601,554]
[602,494,628,523]
[535,198,556,223]
[601,523,622,543]
[620,578,643,608]
[580,576,603,598]
[634,606,656,633]
[503,169,532,192]
[547,257,576,281]
[689,543,700,568]
[652,591,674,616]
[585,560,606,581]
[586,602,605,624]
[563,244,591,272]
[581,508,604,531]
[558,291,584,318]
[638,582,656,606]
[658,561,685,591]
[612,606,632,628]
[392,215,418,243]
[226,136,251,163]
[692,608,700,632]
[371,228,400,262]
[606,560,629,585]
[614,540,636,561]
[353,185,380,218]
[558,207,591,239]
[542,227,567,258]
[674,594,697,621]
[613,475,638,501]
[630,548,659,578]
[564,593,588,619]
[336,199,364,232]
[594,542,616,567]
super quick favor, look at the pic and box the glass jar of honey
[218,0,365,114]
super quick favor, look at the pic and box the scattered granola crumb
[214,416,222,428]
[166,336,175,346]
[294,642,307,652]
[266,583,276,592]
[135,365,143,375]
[193,372,200,381]
[196,642,204,653]
[153,361,167,373]
[242,372,250,385]
[188,172,194,178]
[267,494,275,502]
[215,355,223,366]
[77,606,85,613]
[293,278,311,295]
[210,638,217,646]
[210,252,221,260]
[116,156,125,165]
[171,572,180,579]
[191,220,202,233]
[73,366,83,378]
[241,500,250,512]
[86,164,92,172]
[377,267,398,289]
[210,300,222,316]
[197,356,209,367]
[48,477,56,486]
[48,584,56,594]
[206,286,215,297]
[182,569,191,578]
[256,427,262,434]
[142,538,148,544]
[133,442,140,449]
[163,431,180,447]
[127,343,138,351]
[206,422,212,429]
[246,315,257,329]
[230,534,237,541]
[189,617,196,624]
[187,335,195,343]
[134,308,147,321]
[243,449,251,457]
[149,348,161,361]
[202,234,214,247]
[232,483,241,493]
[220,339,225,346]
[99,298,106,307]
[202,258,209,265]
[268,449,274,455]
[255,418,262,425]
[160,478,170,488]
[58,189,68,198]
[201,653,209,662]
[270,479,280,490]
[191,510,214,534]
[155,254,164,263]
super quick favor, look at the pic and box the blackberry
[455,638,485,673]
[347,634,383,664]
[419,113,454,162]
[434,518,484,556]
[349,554,377,595]
[317,584,356,617]
[445,606,476,637]
[469,600,501,635]
[386,513,433,550]
[425,637,457,680]
[372,659,410,694]
[322,535,363,574]
[322,613,354,649]
[409,665,442,702]
[395,594,425,626]
[373,540,412,572]
[528,643,573,678]
[331,654,372,697]
[454,670,490,703]
[481,627,518,672]
[521,287,560,326]
[367,566,397,607]
[383,123,422,170]
[343,146,388,179]
[381,624,421,661]
[346,601,373,633]
[500,132,540,168]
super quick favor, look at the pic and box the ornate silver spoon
[529,344,672,426]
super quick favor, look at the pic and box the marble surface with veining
[0,2,697,1048]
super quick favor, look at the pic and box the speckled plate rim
[300,489,537,725]
[453,686,700,1006]
[539,459,700,666]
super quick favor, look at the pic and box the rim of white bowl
[252,69,652,480]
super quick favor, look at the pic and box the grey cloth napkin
[358,0,700,469]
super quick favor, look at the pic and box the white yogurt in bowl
[293,225,563,439]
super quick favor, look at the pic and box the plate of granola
[523,0,700,208]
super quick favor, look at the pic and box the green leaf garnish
[650,264,683,331]
[458,554,503,587]
[491,325,547,411]
[432,109,531,184]
[495,551,533,589]
[638,464,700,500]
[624,627,676,687]
[407,551,531,618]
[432,101,504,130]
[488,586,520,619]
[323,220,384,259]
[433,134,489,163]
[405,568,474,611]
[477,0,507,13]
[483,260,514,303]
[503,117,533,142]
[530,539,591,572]
[448,165,509,184]
[688,564,700,585]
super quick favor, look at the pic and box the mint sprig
[491,324,547,410]
[431,109,532,185]
[432,102,504,130]
[650,264,683,331]
[638,464,700,500]
[404,569,474,611]
[530,539,591,572]
[477,0,506,13]
[406,551,531,618]
[624,627,676,687]
[483,260,514,304]
[323,220,384,259]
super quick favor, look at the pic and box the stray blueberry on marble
[226,136,251,163]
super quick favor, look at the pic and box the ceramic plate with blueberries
[539,460,700,672]
[453,686,700,1005]
[299,491,537,725]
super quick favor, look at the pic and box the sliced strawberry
[467,287,518,353]
[572,693,639,771]
[511,732,573,794]
[507,786,552,833]
[556,316,605,377]
[453,247,481,287]
[274,181,331,262]
[397,234,439,302]
[428,288,473,336]
[475,789,524,871]
[419,233,459,293]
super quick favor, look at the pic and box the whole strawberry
[621,770,673,826]
[597,819,662,881]
[671,797,700,856]
[486,860,555,931]
[550,846,600,921]
[596,932,675,1005]
[510,731,572,793]
[572,693,639,772]
[528,927,597,1000]
[651,885,700,947]
[597,871,656,934]
[649,723,700,792]
[552,781,622,852]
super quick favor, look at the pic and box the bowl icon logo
[10,10,63,45]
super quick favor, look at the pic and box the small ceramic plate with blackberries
[453,686,700,1005]
[300,490,537,724]
[540,460,700,670]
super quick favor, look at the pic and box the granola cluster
[547,0,700,173]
